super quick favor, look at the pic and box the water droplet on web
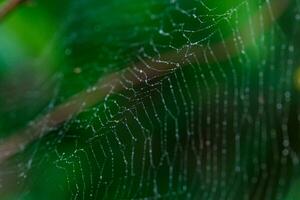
[282,149,289,156]
[74,67,82,74]
[65,48,72,56]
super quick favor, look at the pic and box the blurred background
[0,0,300,199]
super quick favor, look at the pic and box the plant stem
[0,0,24,21]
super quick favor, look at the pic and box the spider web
[1,0,300,199]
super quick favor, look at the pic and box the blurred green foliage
[0,0,300,199]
